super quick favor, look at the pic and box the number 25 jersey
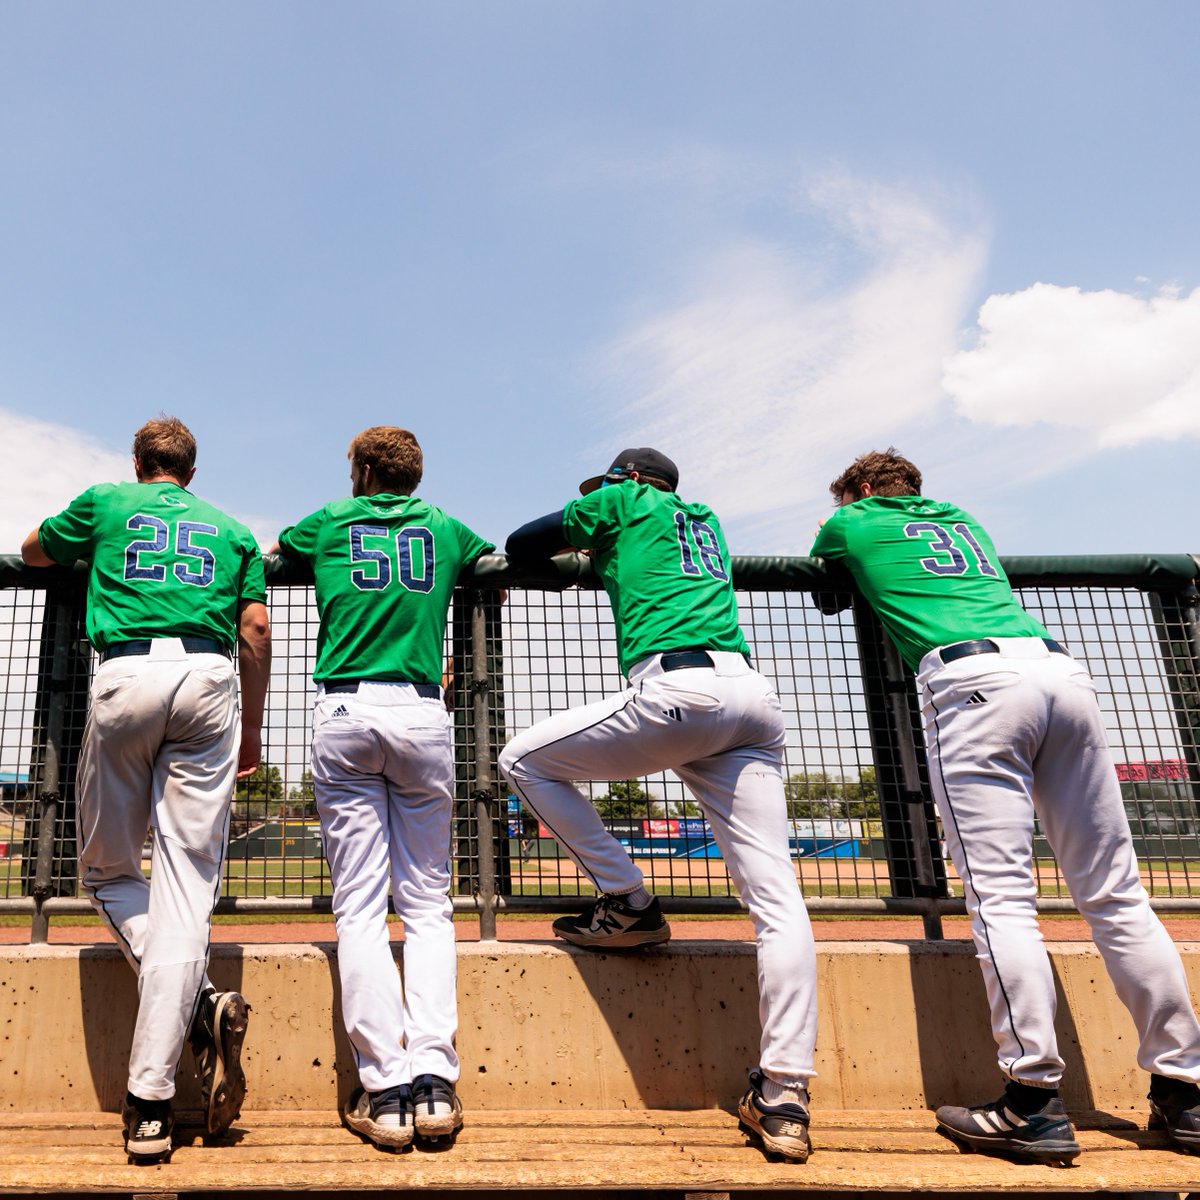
[278,494,494,685]
[563,483,750,676]
[810,494,1049,671]
[38,481,266,653]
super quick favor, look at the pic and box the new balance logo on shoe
[965,692,988,706]
[331,705,349,718]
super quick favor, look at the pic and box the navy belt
[101,637,230,663]
[324,680,441,698]
[659,650,715,671]
[940,638,1067,665]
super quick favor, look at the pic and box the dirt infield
[7,913,1200,945]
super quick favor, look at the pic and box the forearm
[236,603,272,731]
[505,510,569,562]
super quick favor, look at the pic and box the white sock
[620,885,652,909]
[761,1076,807,1107]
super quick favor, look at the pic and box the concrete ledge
[3,1109,1200,1195]
[2,940,1196,1114]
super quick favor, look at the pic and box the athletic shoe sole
[935,1122,1081,1166]
[343,1109,414,1150]
[206,992,250,1136]
[552,923,672,950]
[1149,1107,1200,1153]
[736,1098,810,1163]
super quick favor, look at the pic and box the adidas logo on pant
[965,692,988,706]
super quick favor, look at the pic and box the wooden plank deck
[2,1109,1200,1194]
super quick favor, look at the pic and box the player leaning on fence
[810,447,1200,1164]
[21,416,271,1163]
[274,426,493,1153]
[498,447,818,1164]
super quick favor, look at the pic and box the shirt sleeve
[239,538,268,605]
[454,521,496,571]
[562,487,623,551]
[37,488,98,565]
[277,508,325,563]
[810,509,849,561]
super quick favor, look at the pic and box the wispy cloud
[943,283,1200,447]
[597,169,988,546]
[0,408,131,553]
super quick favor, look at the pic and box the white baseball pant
[499,650,818,1087]
[919,636,1200,1087]
[310,682,458,1093]
[77,641,239,1101]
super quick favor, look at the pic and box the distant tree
[786,768,878,821]
[240,761,284,803]
[289,770,315,802]
[595,779,656,822]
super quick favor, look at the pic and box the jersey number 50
[349,524,435,593]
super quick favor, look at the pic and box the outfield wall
[2,940,1191,1116]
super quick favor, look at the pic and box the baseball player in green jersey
[276,427,493,1152]
[21,416,271,1163]
[499,448,817,1163]
[811,448,1200,1164]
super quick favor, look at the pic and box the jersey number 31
[904,521,997,578]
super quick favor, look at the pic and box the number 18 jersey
[38,481,266,653]
[563,483,750,676]
[810,494,1048,671]
[278,494,494,684]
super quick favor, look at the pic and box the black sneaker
[188,988,250,1136]
[736,1069,810,1163]
[343,1084,414,1150]
[552,894,671,949]
[122,1092,174,1163]
[1149,1074,1200,1153]
[412,1073,463,1142]
[935,1087,1080,1165]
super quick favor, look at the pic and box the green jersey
[810,495,1049,671]
[562,483,750,676]
[37,481,266,653]
[278,494,494,684]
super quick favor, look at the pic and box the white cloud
[0,408,131,553]
[597,170,987,546]
[943,284,1200,447]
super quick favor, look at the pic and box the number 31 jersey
[563,483,750,676]
[810,494,1049,671]
[38,481,266,653]
[278,495,494,685]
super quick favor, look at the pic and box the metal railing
[2,552,1198,943]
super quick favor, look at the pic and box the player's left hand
[237,727,263,777]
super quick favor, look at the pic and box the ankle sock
[760,1076,807,1107]
[1004,1080,1058,1116]
[621,885,652,909]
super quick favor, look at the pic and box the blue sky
[2,1,1198,556]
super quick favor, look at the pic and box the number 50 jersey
[562,483,751,676]
[810,494,1049,672]
[37,481,266,653]
[278,495,494,685]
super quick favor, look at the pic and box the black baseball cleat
[737,1070,811,1163]
[343,1084,414,1151]
[552,894,671,949]
[411,1073,463,1143]
[189,988,250,1136]
[1148,1074,1200,1153]
[122,1092,174,1163]
[935,1088,1081,1166]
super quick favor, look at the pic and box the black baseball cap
[579,447,680,495]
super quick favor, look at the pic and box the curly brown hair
[132,416,196,482]
[829,448,922,501]
[348,426,423,494]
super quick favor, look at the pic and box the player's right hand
[237,727,263,777]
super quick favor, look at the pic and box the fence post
[851,597,947,936]
[26,579,88,943]
[1148,578,1200,811]
[471,591,498,940]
